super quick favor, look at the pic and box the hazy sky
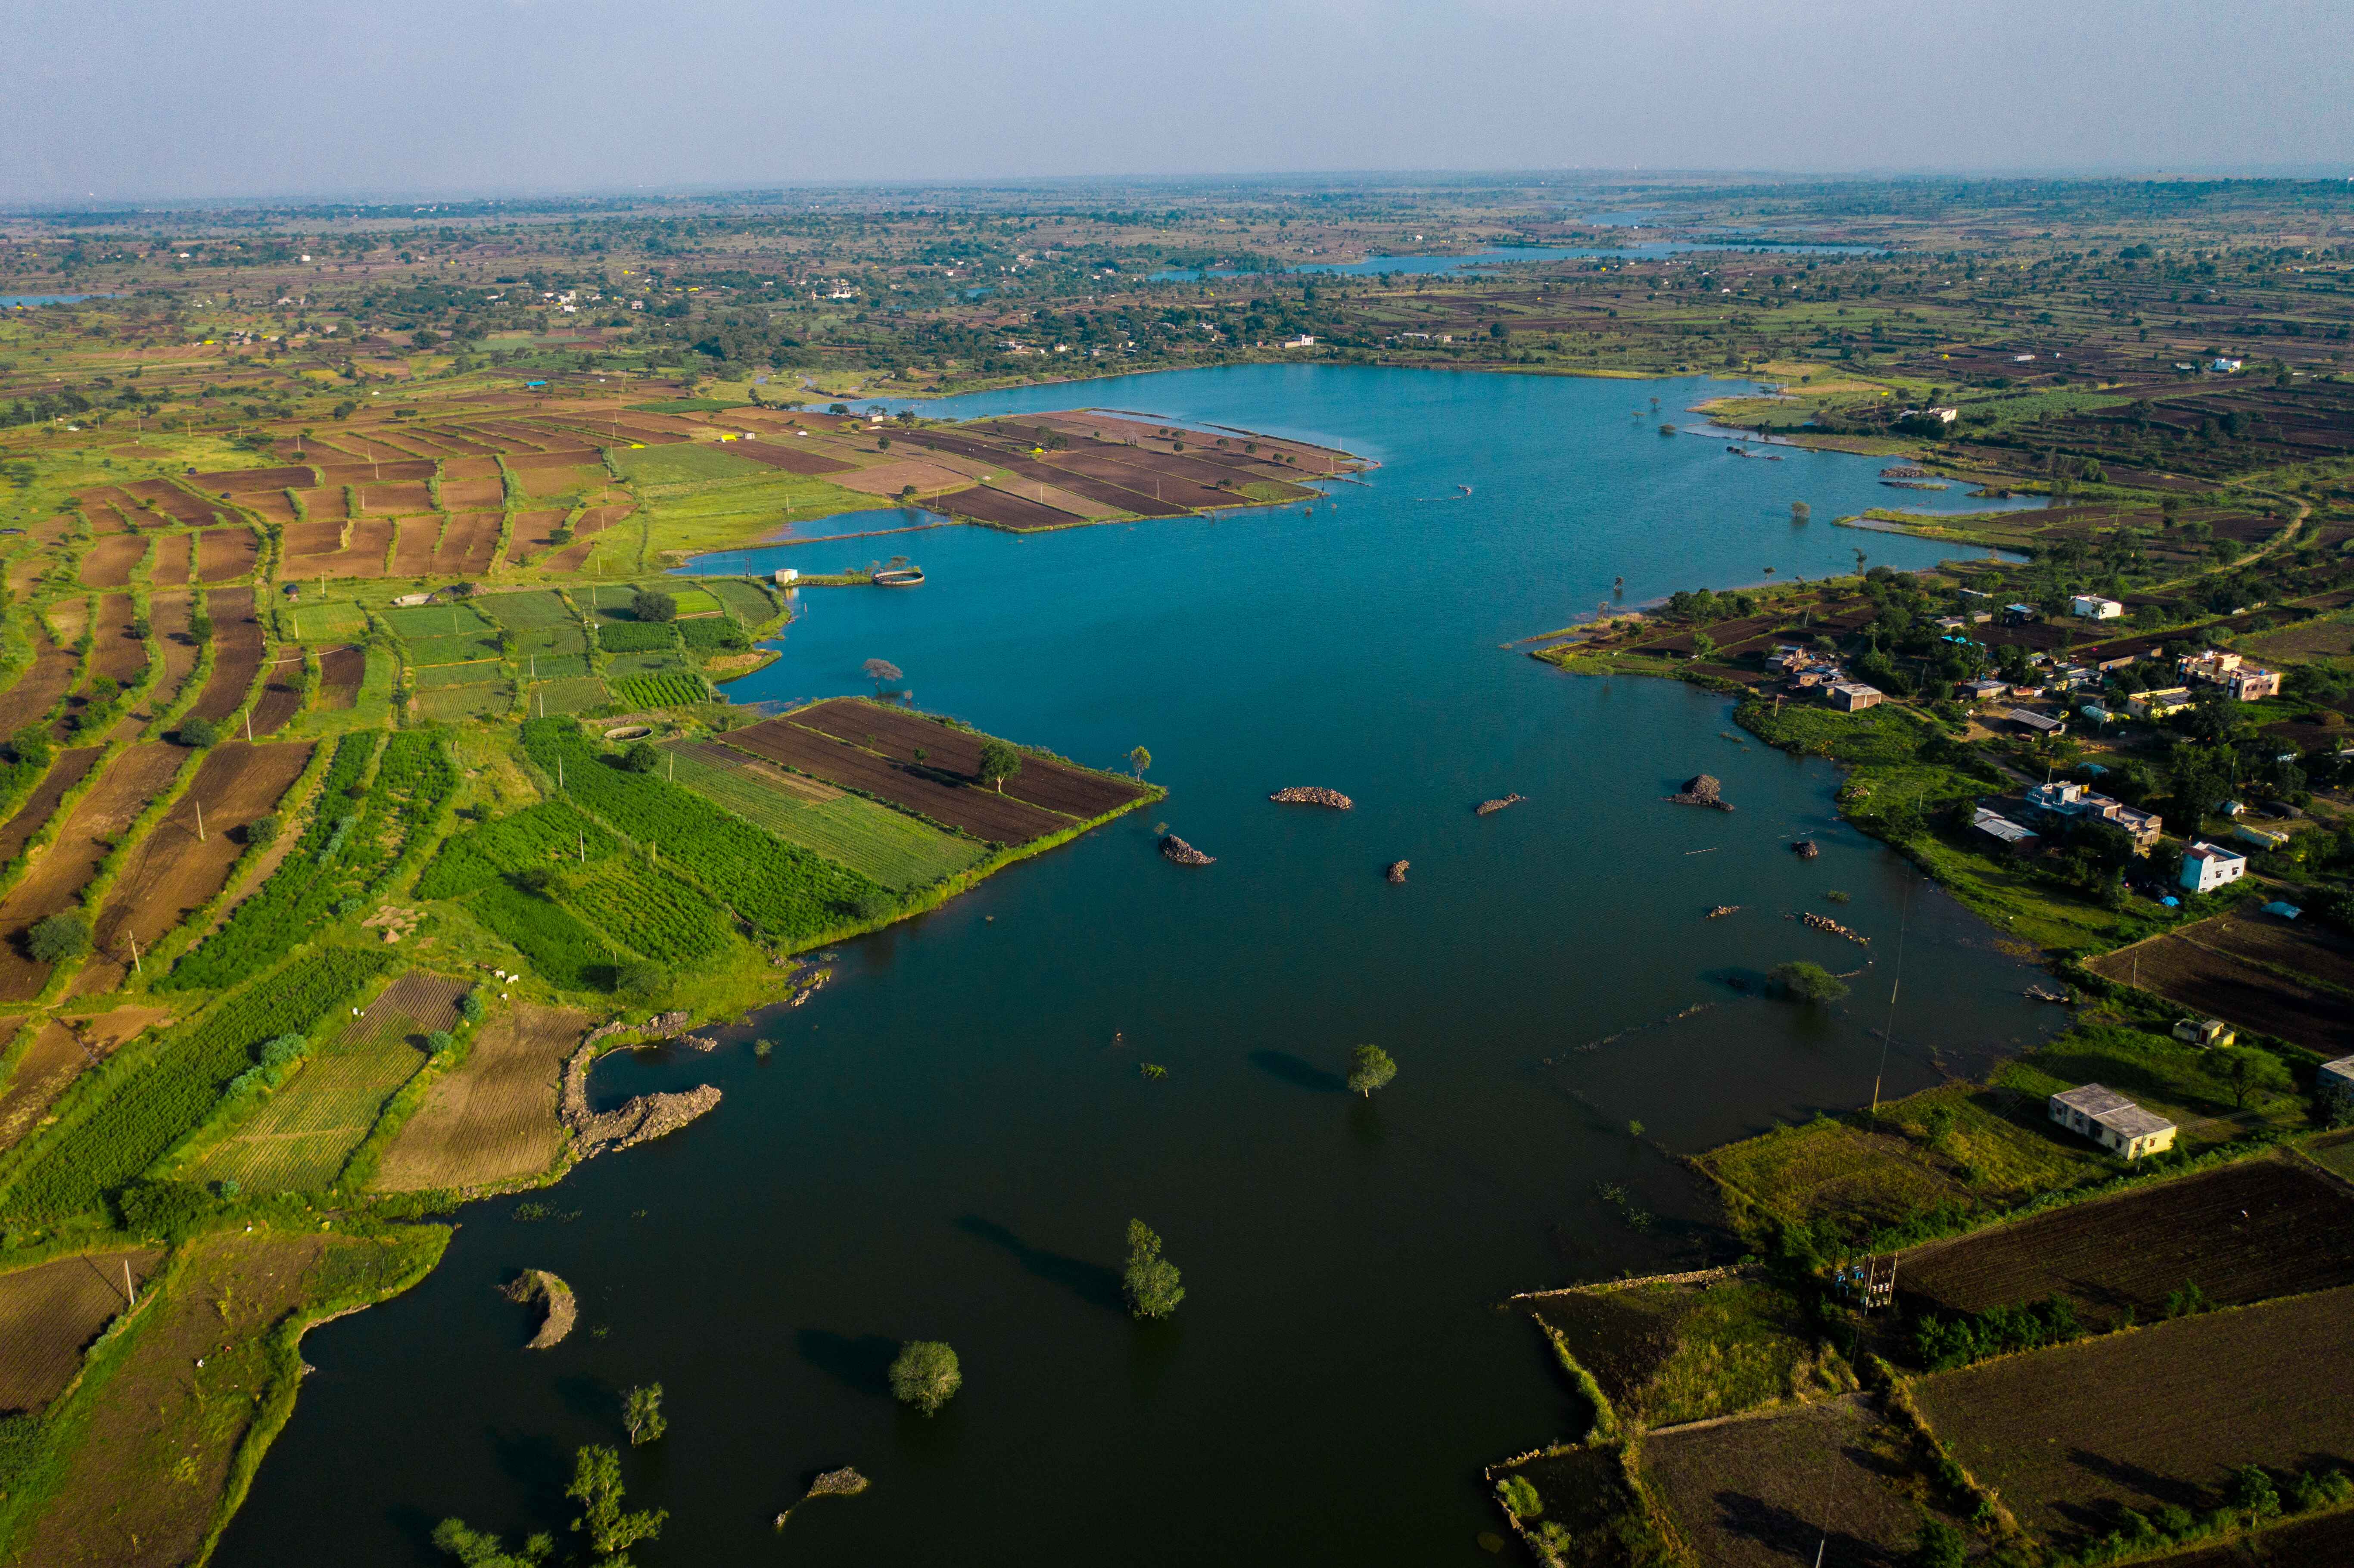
[6,0,2351,202]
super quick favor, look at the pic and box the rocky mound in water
[561,1030,723,1162]
[1665,774,1735,811]
[1270,787,1353,809]
[1386,860,1410,883]
[1799,912,1870,945]
[1475,794,1525,816]
[1161,834,1215,866]
[1793,840,1820,859]
[502,1269,577,1350]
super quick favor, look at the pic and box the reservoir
[217,367,2058,1567]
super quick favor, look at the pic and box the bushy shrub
[25,912,90,965]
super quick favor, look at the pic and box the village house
[1971,806,2039,855]
[2024,779,2162,849]
[1826,682,1884,712]
[1958,677,2009,702]
[2049,1083,2177,1160]
[2006,707,2066,737]
[2320,1055,2354,1097]
[2180,650,2282,702]
[2173,1018,2237,1048]
[2071,595,2124,619]
[2126,686,2193,720]
[2182,840,2247,893]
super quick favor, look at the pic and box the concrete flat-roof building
[2183,840,2247,894]
[2071,595,2125,619]
[2049,1083,2177,1160]
[1827,682,1884,712]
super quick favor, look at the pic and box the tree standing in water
[862,657,902,694]
[1123,1220,1185,1318]
[1127,745,1152,780]
[889,1341,962,1414]
[1347,1044,1398,1097]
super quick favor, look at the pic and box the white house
[2212,357,2243,373]
[2049,1083,2177,1160]
[1281,335,1317,348]
[2173,1018,2237,1048]
[2071,595,2125,620]
[772,567,800,586]
[2182,840,2247,894]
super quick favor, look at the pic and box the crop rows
[1,947,392,1219]
[611,672,709,709]
[594,621,677,653]
[416,800,620,899]
[163,731,455,992]
[476,590,576,629]
[467,880,612,991]
[522,717,883,942]
[567,857,728,964]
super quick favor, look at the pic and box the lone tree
[619,740,662,774]
[889,1341,962,1415]
[623,1383,666,1446]
[1127,745,1152,780]
[975,737,1022,794]
[862,657,903,694]
[1790,501,1811,523]
[630,587,677,624]
[26,912,89,965]
[178,715,222,748]
[1347,1044,1398,1097]
[1767,961,1849,1005]
[566,1444,666,1564]
[1123,1219,1185,1318]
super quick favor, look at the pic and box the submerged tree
[1790,501,1811,523]
[623,1383,666,1446]
[975,737,1022,794]
[429,1518,554,1568]
[889,1340,962,1415]
[567,1444,666,1566]
[1767,961,1849,1005]
[1127,745,1152,780]
[862,657,902,693]
[1123,1219,1185,1319]
[1347,1044,1398,1097]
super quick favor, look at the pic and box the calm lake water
[218,367,2057,1568]
[1148,240,1877,280]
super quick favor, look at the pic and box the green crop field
[614,444,766,485]
[594,621,677,653]
[567,857,729,965]
[660,740,987,890]
[417,684,507,721]
[663,587,722,616]
[402,632,502,667]
[704,579,777,622]
[476,591,576,629]
[414,660,501,690]
[611,672,708,709]
[185,1038,427,1192]
[528,676,609,716]
[383,603,499,641]
[520,652,589,681]
[606,651,688,676]
[275,601,368,643]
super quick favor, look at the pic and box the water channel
[218,366,2060,1567]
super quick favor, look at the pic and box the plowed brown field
[0,743,187,1000]
[196,527,258,582]
[372,1002,588,1191]
[788,698,1147,819]
[0,636,77,734]
[723,717,1066,843]
[0,1247,162,1411]
[188,587,264,721]
[77,534,145,588]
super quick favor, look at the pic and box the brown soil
[0,636,78,734]
[1642,1395,1939,1568]
[149,590,202,712]
[193,464,314,491]
[235,490,296,526]
[429,513,501,575]
[722,718,1067,843]
[389,517,439,576]
[76,740,313,996]
[1898,1156,2354,1332]
[122,479,213,525]
[317,645,364,709]
[372,1002,588,1192]
[788,698,1147,819]
[318,457,434,485]
[246,654,308,738]
[0,744,188,1002]
[932,483,1087,531]
[1913,1285,2354,1542]
[2088,915,2354,1057]
[0,747,102,865]
[728,439,855,475]
[358,480,436,515]
[147,533,193,586]
[2143,1511,2354,1567]
[280,520,343,556]
[436,476,504,509]
[88,593,146,688]
[0,1008,173,1154]
[285,486,349,522]
[501,510,567,564]
[196,526,259,582]
[0,1247,162,1412]
[189,586,264,722]
[439,455,504,480]
[6,1231,334,1568]
[76,534,146,589]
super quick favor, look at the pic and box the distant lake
[220,365,2055,1568]
[0,293,108,307]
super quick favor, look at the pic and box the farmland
[1640,1395,1951,1568]
[1912,1285,2354,1542]
[370,1002,587,1192]
[1896,1157,2354,1331]
[0,1248,159,1412]
[1526,1276,1835,1429]
[2089,913,2354,1058]
[722,714,1074,843]
[789,697,1152,821]
[659,740,987,890]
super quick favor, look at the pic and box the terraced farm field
[661,740,987,889]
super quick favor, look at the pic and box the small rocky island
[1271,787,1354,809]
[1665,773,1736,811]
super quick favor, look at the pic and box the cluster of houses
[1765,646,1885,712]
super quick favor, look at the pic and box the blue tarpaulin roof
[2263,901,2303,919]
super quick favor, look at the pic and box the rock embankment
[502,1269,577,1350]
[1270,787,1353,810]
[1706,905,1740,919]
[1665,774,1735,812]
[1475,794,1525,816]
[1799,912,1870,946]
[1161,834,1215,866]
[1385,860,1410,883]
[561,1028,723,1162]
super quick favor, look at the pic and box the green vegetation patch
[659,742,987,890]
[703,579,777,623]
[418,800,620,898]
[413,661,501,691]
[466,881,614,991]
[664,587,722,616]
[402,632,503,668]
[523,717,884,942]
[613,444,766,485]
[0,948,393,1220]
[417,685,508,722]
[276,601,368,644]
[594,621,679,654]
[566,856,729,965]
[522,652,590,681]
[610,673,709,709]
[475,590,577,630]
[528,677,609,716]
[381,603,499,641]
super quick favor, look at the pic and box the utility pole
[127,933,140,975]
[193,798,205,842]
[125,1259,136,1307]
